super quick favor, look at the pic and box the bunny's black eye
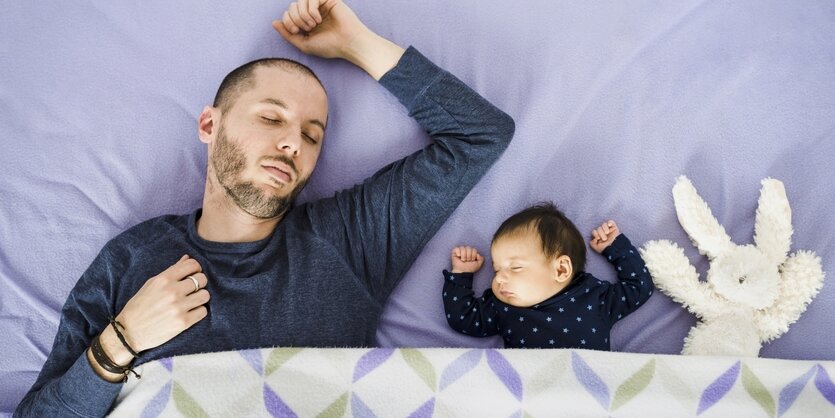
[738,276,746,284]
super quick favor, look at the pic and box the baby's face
[490,231,564,307]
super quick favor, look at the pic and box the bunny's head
[673,176,793,309]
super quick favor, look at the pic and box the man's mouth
[262,164,293,184]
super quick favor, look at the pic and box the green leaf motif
[401,348,437,391]
[315,392,348,418]
[741,363,775,417]
[265,347,304,376]
[173,381,210,418]
[611,359,656,411]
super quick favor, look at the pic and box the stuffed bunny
[640,176,824,357]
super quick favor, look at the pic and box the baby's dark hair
[492,202,587,277]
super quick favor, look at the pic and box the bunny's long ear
[672,176,733,259]
[754,178,792,266]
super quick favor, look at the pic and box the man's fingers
[288,3,311,32]
[178,272,208,295]
[297,0,317,27]
[160,257,202,282]
[592,229,600,242]
[273,19,298,44]
[183,305,209,329]
[282,11,300,34]
[306,0,323,23]
[182,289,211,312]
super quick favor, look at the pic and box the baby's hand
[590,220,621,253]
[451,246,484,273]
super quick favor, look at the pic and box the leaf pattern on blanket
[439,349,482,390]
[778,366,815,417]
[240,349,263,375]
[315,392,348,418]
[486,349,523,401]
[741,363,776,417]
[139,381,171,418]
[815,365,835,406]
[401,348,437,391]
[351,393,377,418]
[265,347,303,376]
[407,398,435,418]
[571,351,610,410]
[697,361,740,415]
[113,348,835,417]
[354,348,395,383]
[611,359,656,411]
[173,381,210,418]
[263,383,297,418]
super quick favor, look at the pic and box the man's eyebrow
[261,98,326,131]
[261,98,288,108]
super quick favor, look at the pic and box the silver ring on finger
[187,275,200,293]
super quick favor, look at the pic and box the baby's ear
[673,176,733,259]
[754,178,793,266]
[553,255,573,283]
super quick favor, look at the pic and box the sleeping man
[15,0,514,415]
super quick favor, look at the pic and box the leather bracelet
[109,317,139,358]
[90,335,140,382]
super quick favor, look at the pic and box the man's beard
[211,125,309,219]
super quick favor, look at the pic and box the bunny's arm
[755,250,825,342]
[640,240,724,320]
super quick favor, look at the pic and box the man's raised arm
[281,1,515,300]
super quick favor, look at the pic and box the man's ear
[198,106,219,144]
[553,255,573,284]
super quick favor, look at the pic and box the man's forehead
[239,67,328,120]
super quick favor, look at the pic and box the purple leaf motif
[264,384,298,418]
[486,349,523,401]
[353,348,395,383]
[571,351,610,410]
[240,349,263,375]
[407,398,435,418]
[814,365,835,406]
[778,366,815,417]
[159,357,173,372]
[439,349,483,391]
[697,361,740,415]
[351,393,378,418]
[140,381,171,418]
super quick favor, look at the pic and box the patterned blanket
[113,348,835,417]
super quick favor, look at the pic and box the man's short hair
[213,58,324,113]
[492,202,587,275]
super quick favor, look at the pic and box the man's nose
[276,132,302,157]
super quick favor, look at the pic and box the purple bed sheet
[1,0,834,412]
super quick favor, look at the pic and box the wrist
[99,326,135,366]
[343,30,405,80]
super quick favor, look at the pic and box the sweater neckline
[186,209,274,254]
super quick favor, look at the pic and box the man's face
[210,66,328,219]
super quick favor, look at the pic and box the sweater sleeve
[442,270,500,337]
[597,234,655,325]
[304,46,514,301]
[14,242,127,417]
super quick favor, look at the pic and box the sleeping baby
[442,202,654,349]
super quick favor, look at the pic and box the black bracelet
[109,317,139,358]
[90,335,141,382]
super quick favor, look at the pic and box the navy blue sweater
[443,234,653,349]
[15,47,514,417]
